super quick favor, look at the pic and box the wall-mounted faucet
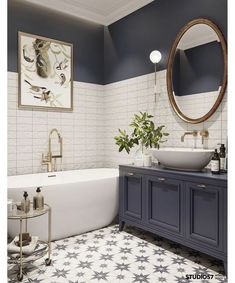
[200,130,209,148]
[42,128,63,172]
[181,130,198,143]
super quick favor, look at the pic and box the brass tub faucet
[42,128,63,172]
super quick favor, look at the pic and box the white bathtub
[8,168,119,241]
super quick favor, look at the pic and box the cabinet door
[120,172,143,222]
[146,175,184,236]
[185,182,223,251]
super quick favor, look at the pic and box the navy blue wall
[104,0,227,84]
[173,41,224,96]
[8,0,104,84]
[8,0,227,85]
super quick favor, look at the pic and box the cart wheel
[17,273,23,281]
[45,258,51,266]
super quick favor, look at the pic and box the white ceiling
[24,0,154,26]
[178,24,219,50]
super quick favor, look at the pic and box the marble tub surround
[7,225,226,283]
[8,69,227,174]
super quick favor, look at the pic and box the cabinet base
[223,261,227,276]
[119,221,125,231]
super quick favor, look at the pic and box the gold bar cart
[8,203,52,281]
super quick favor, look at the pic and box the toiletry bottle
[33,187,44,210]
[211,149,220,174]
[21,191,30,213]
[219,144,226,172]
[225,138,228,171]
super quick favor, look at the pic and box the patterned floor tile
[108,270,138,283]
[7,224,227,283]
[112,251,138,264]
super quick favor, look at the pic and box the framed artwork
[18,32,73,111]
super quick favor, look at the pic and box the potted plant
[114,112,169,166]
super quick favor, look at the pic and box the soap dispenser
[219,144,226,172]
[211,149,220,174]
[33,187,44,210]
[21,191,30,213]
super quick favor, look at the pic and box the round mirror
[167,18,227,124]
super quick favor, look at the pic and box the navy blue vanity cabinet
[146,175,184,238]
[119,165,227,273]
[119,170,144,230]
[185,182,224,252]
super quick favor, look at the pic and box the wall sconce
[149,50,162,103]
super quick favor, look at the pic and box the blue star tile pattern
[172,256,187,265]
[91,270,109,281]
[120,247,132,254]
[153,248,166,256]
[8,225,227,283]
[154,265,169,274]
[115,262,130,272]
[99,253,113,261]
[135,255,150,263]
[77,260,93,269]
[87,246,99,253]
[52,268,69,278]
[94,234,105,240]
[158,277,167,282]
[66,251,79,259]
[117,273,125,280]
[132,273,150,283]
[56,244,67,250]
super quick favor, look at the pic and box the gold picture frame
[18,31,73,111]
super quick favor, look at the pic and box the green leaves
[114,112,169,154]
[114,129,133,154]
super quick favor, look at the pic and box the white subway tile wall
[8,70,227,175]
[103,70,227,168]
[8,72,105,175]
[175,90,219,119]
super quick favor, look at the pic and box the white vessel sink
[150,147,214,171]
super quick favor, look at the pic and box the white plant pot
[134,146,152,167]
[143,155,152,167]
[134,145,144,166]
[134,158,144,166]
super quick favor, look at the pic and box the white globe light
[149,50,162,64]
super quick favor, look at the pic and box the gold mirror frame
[167,18,227,124]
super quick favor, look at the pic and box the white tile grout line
[8,71,227,174]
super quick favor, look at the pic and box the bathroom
[1,0,233,282]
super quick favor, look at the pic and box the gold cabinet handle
[158,177,165,181]
[197,184,207,189]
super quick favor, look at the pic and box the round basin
[150,147,214,171]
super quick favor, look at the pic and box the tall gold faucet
[42,128,63,172]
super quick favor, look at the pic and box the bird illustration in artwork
[59,73,66,85]
[24,80,47,92]
[34,90,51,103]
[56,58,68,70]
[23,48,34,63]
